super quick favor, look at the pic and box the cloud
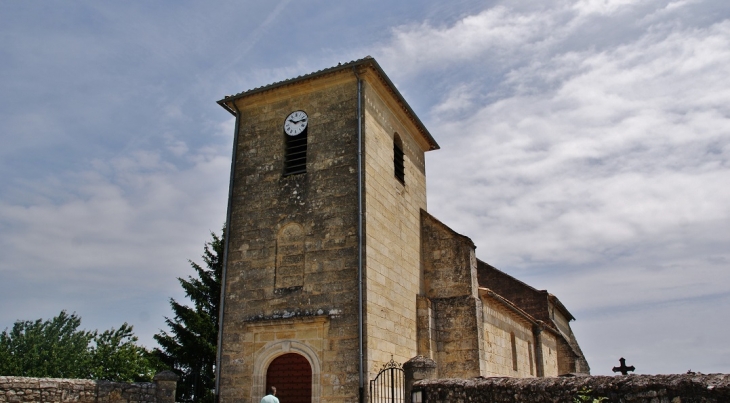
[371,0,730,373]
[1,0,728,372]
[0,136,231,276]
[379,5,557,75]
[427,17,730,264]
[0,118,233,344]
[575,290,730,374]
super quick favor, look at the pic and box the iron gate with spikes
[369,357,404,403]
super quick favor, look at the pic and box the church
[214,57,589,403]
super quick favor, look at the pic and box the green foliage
[0,310,158,382]
[154,228,223,403]
[0,311,93,378]
[574,388,608,403]
[90,323,158,382]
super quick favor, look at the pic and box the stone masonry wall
[421,212,486,379]
[421,212,478,300]
[0,371,177,403]
[219,70,362,403]
[413,374,730,403]
[430,296,484,379]
[362,73,428,375]
[481,295,539,378]
[539,332,560,378]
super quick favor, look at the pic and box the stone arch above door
[253,340,321,402]
[267,353,312,403]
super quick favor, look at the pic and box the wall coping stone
[0,372,178,403]
[414,374,730,402]
[153,370,180,382]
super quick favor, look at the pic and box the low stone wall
[413,373,730,402]
[0,371,178,403]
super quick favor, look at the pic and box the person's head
[270,386,277,396]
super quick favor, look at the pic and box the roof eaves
[480,287,562,338]
[217,56,439,151]
[476,259,549,295]
[548,294,576,322]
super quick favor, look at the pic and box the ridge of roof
[217,56,439,150]
[477,259,576,322]
[476,259,545,295]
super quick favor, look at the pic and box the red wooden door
[266,353,312,403]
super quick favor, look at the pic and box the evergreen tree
[0,310,157,382]
[154,228,223,403]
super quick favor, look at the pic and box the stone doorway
[266,353,312,403]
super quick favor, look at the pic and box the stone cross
[612,357,635,375]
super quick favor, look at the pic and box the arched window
[393,134,405,184]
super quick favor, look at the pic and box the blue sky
[1,0,729,376]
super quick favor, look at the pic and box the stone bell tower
[215,57,439,403]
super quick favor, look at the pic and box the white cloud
[371,0,730,373]
[380,5,560,74]
[2,0,728,372]
[421,14,730,264]
[572,0,641,17]
[0,139,231,345]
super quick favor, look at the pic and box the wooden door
[266,353,312,403]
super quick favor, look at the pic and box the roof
[476,259,576,322]
[478,287,561,338]
[217,56,439,151]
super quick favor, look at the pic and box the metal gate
[369,357,404,403]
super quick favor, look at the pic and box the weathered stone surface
[217,57,591,403]
[477,260,591,375]
[414,374,730,402]
[0,373,176,403]
[404,356,438,403]
[218,59,438,403]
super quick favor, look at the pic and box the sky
[1,0,728,376]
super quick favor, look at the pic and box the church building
[215,57,589,403]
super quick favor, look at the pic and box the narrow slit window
[394,134,405,184]
[511,332,518,371]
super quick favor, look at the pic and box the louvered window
[394,135,405,184]
[284,130,307,175]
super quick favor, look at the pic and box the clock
[284,110,308,136]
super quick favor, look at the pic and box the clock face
[284,110,308,136]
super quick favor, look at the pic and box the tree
[0,310,158,382]
[154,228,223,403]
[90,323,158,382]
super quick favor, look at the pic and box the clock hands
[284,111,308,136]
